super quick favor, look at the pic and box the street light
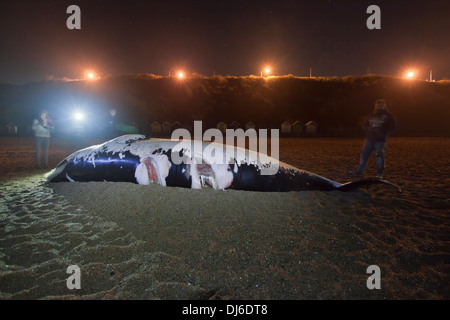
[86,71,98,80]
[261,67,271,77]
[178,72,184,79]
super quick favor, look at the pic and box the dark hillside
[1,75,449,137]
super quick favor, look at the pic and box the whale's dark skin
[47,135,401,192]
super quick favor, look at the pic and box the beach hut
[6,122,18,135]
[181,122,194,134]
[217,121,227,133]
[229,121,241,130]
[117,122,139,134]
[292,120,303,135]
[304,121,318,135]
[129,122,139,134]
[245,121,256,130]
[161,121,171,135]
[281,121,292,134]
[150,121,161,134]
[171,121,182,131]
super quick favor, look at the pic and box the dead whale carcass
[46,135,401,192]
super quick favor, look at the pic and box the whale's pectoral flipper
[336,178,402,192]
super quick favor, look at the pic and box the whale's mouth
[194,162,233,190]
[135,155,172,186]
[196,163,217,189]
[136,154,233,190]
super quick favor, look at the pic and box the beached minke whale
[46,135,401,192]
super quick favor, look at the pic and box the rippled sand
[0,137,448,299]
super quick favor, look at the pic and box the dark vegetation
[1,74,449,137]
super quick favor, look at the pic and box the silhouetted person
[32,109,54,168]
[353,99,396,178]
[104,108,118,139]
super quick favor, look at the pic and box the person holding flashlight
[32,109,54,168]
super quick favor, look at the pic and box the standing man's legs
[356,139,375,174]
[374,142,386,178]
[42,137,50,167]
[35,137,43,167]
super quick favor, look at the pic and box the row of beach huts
[2,120,319,136]
[147,120,319,136]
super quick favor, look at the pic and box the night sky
[1,0,449,83]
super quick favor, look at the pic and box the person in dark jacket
[353,99,397,178]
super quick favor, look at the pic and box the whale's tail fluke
[336,178,402,192]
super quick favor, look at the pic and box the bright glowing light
[178,72,184,79]
[85,71,98,80]
[75,113,84,120]
[261,66,272,77]
[404,70,417,79]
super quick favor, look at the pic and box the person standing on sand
[32,109,54,168]
[353,99,397,179]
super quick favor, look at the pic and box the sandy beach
[0,136,448,299]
